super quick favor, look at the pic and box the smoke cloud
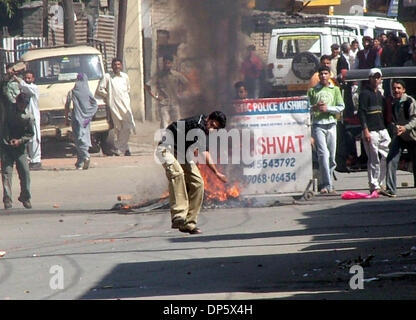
[176,0,246,116]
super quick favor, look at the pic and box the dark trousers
[1,145,31,204]
[386,137,416,193]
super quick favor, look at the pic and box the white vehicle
[326,15,407,40]
[267,25,360,96]
[266,15,407,97]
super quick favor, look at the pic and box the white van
[267,25,360,96]
[326,15,407,40]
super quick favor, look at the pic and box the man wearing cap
[358,68,391,195]
[0,93,34,209]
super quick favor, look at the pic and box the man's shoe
[18,197,32,209]
[29,162,42,171]
[75,161,83,170]
[319,188,329,194]
[171,217,185,229]
[4,201,12,210]
[83,158,90,170]
[379,189,397,198]
[124,150,131,156]
[179,226,202,234]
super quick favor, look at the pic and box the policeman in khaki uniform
[156,111,227,234]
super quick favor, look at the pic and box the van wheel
[291,52,320,80]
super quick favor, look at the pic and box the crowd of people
[0,57,137,210]
[233,33,416,198]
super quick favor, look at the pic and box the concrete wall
[124,0,145,122]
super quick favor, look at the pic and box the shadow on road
[79,199,416,300]
[41,140,76,159]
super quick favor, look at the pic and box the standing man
[349,39,360,68]
[99,58,136,156]
[308,55,338,89]
[156,111,227,234]
[14,70,41,170]
[358,68,391,194]
[241,45,264,99]
[145,55,189,129]
[0,93,34,209]
[307,66,345,194]
[329,43,341,78]
[355,36,378,69]
[385,79,416,197]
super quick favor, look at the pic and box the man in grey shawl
[65,73,98,170]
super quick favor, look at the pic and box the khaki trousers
[156,146,204,230]
[159,104,180,129]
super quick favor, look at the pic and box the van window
[26,54,103,85]
[332,35,341,45]
[277,35,321,59]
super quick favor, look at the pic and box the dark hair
[351,39,359,45]
[362,36,373,43]
[330,43,340,50]
[392,79,406,89]
[23,70,35,77]
[318,66,331,74]
[16,93,30,107]
[112,58,123,65]
[320,54,331,62]
[247,45,256,51]
[163,54,174,62]
[234,81,246,90]
[208,111,227,129]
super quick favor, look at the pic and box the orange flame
[198,164,241,202]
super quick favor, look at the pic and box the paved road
[0,143,415,301]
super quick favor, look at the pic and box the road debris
[117,194,133,201]
[376,272,416,280]
[400,251,412,257]
[0,251,6,258]
[337,254,375,269]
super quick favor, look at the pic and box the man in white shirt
[98,58,136,156]
[14,70,41,170]
[330,43,340,78]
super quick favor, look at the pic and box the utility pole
[42,0,48,44]
[117,0,127,60]
[63,0,76,44]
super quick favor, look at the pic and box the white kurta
[19,80,41,163]
[98,71,136,154]
[99,72,136,133]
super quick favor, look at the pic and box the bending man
[156,111,227,234]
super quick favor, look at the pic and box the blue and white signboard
[230,96,312,196]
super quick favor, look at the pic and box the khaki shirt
[146,69,189,106]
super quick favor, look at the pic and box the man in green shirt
[307,66,345,194]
